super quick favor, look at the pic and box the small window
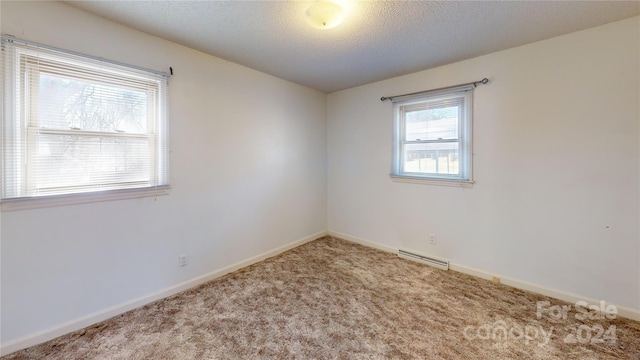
[1,36,169,204]
[392,87,473,184]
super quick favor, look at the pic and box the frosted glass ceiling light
[305,0,345,29]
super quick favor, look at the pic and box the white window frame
[1,36,170,211]
[391,86,474,187]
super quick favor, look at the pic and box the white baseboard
[0,230,328,356]
[4,229,637,356]
[328,230,397,254]
[329,230,640,322]
[449,263,640,322]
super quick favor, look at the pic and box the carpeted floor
[3,236,639,359]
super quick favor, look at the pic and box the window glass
[2,36,169,202]
[392,89,473,182]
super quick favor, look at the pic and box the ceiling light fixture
[305,0,345,30]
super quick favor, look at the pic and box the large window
[392,87,473,184]
[1,36,169,207]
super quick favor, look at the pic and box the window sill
[390,175,474,188]
[1,186,170,212]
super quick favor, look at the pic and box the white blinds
[392,87,473,182]
[1,35,169,200]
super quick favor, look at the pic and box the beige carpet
[3,236,639,359]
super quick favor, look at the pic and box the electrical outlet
[428,233,437,245]
[179,254,188,267]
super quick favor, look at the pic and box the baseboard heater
[398,249,449,270]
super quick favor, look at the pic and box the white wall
[1,1,327,346]
[2,0,638,353]
[328,17,639,311]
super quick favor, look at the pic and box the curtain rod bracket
[473,78,489,87]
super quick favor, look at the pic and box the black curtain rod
[380,78,489,102]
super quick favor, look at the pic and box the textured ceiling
[65,1,639,93]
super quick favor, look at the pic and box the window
[392,86,473,184]
[1,36,169,207]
